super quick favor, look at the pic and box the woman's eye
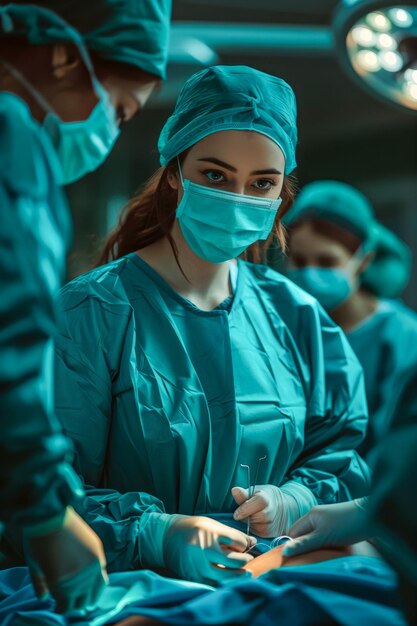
[203,169,225,183]
[253,179,275,191]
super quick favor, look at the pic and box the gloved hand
[163,515,256,586]
[282,499,370,557]
[24,506,108,614]
[232,484,293,537]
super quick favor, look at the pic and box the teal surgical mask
[1,60,120,186]
[176,160,282,263]
[0,2,120,186]
[286,267,352,311]
[43,82,120,185]
[287,249,364,311]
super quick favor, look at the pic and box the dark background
[66,0,417,307]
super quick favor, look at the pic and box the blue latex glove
[24,506,108,614]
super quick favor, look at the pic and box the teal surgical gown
[53,253,371,572]
[346,299,417,459]
[0,93,82,529]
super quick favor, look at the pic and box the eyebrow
[197,157,282,176]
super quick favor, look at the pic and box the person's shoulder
[378,298,417,329]
[59,256,134,313]
[244,261,321,310]
[0,92,59,197]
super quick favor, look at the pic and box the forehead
[290,221,352,257]
[187,130,285,169]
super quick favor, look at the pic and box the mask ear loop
[348,243,370,279]
[0,58,56,115]
[176,156,185,188]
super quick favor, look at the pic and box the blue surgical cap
[0,1,172,79]
[158,65,298,174]
[286,180,411,298]
[285,180,377,246]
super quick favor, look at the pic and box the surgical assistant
[286,181,417,458]
[52,66,370,583]
[284,363,417,625]
[0,0,171,613]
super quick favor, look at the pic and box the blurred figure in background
[0,0,171,614]
[285,181,417,460]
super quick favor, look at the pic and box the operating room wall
[66,53,417,309]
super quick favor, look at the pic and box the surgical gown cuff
[139,512,178,569]
[280,481,318,528]
[354,497,369,512]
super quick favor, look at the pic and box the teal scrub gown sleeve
[369,365,417,567]
[54,283,172,573]
[0,94,84,529]
[281,305,371,508]
[368,366,417,624]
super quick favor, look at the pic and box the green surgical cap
[158,65,298,174]
[286,180,411,298]
[0,1,172,79]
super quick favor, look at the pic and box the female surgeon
[53,65,370,586]
[0,0,170,614]
[285,181,417,459]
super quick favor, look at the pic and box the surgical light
[351,25,377,45]
[376,33,397,47]
[404,67,417,80]
[405,81,417,96]
[334,1,417,111]
[356,49,381,70]
[389,7,414,25]
[379,49,403,69]
[367,11,392,30]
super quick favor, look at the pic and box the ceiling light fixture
[334,0,417,111]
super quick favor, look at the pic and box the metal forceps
[240,455,267,536]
